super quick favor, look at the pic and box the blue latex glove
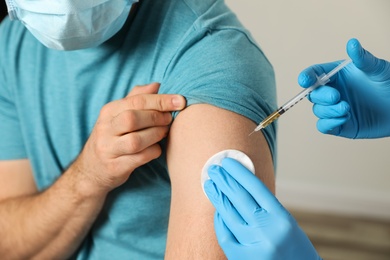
[298,38,390,138]
[204,158,321,260]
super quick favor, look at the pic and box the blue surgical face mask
[5,0,138,50]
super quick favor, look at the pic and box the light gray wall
[225,0,390,219]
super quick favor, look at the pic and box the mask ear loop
[4,0,18,20]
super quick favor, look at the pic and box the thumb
[127,82,161,97]
[347,38,388,76]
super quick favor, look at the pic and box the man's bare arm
[165,104,275,259]
[0,159,107,259]
[0,160,36,199]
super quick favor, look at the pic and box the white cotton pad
[201,149,255,194]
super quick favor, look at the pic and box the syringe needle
[248,127,263,136]
[249,110,282,136]
[249,122,265,136]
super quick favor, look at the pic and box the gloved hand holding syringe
[250,58,352,135]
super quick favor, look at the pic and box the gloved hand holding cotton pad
[201,149,255,194]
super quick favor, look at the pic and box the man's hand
[73,82,186,194]
[0,84,185,259]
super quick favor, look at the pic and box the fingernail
[172,96,185,108]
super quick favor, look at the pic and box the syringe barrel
[281,83,318,112]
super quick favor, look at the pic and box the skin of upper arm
[0,159,37,201]
[165,104,275,259]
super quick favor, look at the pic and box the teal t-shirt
[0,0,277,258]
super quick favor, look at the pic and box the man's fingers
[126,82,186,111]
[111,110,172,135]
[108,93,185,115]
[113,126,169,156]
[124,93,186,111]
[112,143,163,174]
[105,82,186,115]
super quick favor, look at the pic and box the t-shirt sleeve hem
[0,145,28,160]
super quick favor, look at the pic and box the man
[0,0,277,258]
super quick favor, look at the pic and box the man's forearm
[0,166,107,259]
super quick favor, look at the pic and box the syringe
[250,58,352,135]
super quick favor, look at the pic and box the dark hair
[1,1,7,22]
